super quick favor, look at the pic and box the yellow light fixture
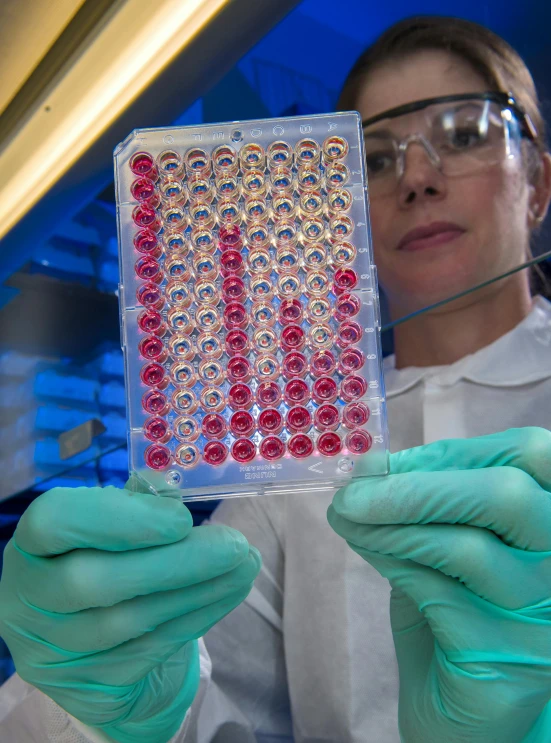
[0,0,87,117]
[0,0,230,241]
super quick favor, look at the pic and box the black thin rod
[381,250,551,332]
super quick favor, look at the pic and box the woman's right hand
[0,485,261,743]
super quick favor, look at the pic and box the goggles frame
[361,92,537,141]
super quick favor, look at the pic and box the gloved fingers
[42,642,200,731]
[118,642,200,731]
[17,547,261,653]
[12,524,252,612]
[388,586,436,684]
[28,582,254,687]
[14,486,193,556]
[106,583,254,685]
[390,427,551,491]
[331,466,551,551]
[347,545,551,667]
[328,508,550,609]
[388,584,427,634]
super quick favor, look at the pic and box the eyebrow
[362,129,395,140]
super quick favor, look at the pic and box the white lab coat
[1,296,550,743]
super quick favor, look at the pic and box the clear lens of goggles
[362,99,523,197]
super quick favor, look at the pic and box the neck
[391,274,534,368]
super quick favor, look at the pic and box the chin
[382,252,483,310]
[385,270,482,312]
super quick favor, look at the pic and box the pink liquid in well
[228,383,254,410]
[230,410,255,437]
[256,381,282,408]
[338,348,365,375]
[260,436,285,460]
[144,417,170,443]
[288,434,314,459]
[130,152,156,176]
[342,402,370,429]
[310,350,337,377]
[138,335,165,360]
[232,438,256,463]
[314,404,340,431]
[281,324,306,352]
[337,321,363,348]
[227,355,252,383]
[225,329,250,356]
[278,298,303,325]
[138,309,165,334]
[346,430,373,454]
[131,177,156,202]
[133,203,159,228]
[140,363,166,387]
[204,441,229,465]
[286,405,312,433]
[145,444,171,470]
[222,276,246,302]
[284,378,309,405]
[312,376,338,404]
[220,250,245,277]
[340,375,367,402]
[142,389,169,415]
[219,223,242,249]
[137,283,164,310]
[335,292,361,321]
[134,230,159,255]
[202,413,228,440]
[258,408,284,435]
[317,431,342,456]
[282,352,308,379]
[334,267,358,293]
[224,302,248,330]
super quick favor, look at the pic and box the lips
[397,221,465,252]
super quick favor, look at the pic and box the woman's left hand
[327,427,551,743]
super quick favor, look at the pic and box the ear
[527,151,551,229]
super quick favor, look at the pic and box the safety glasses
[361,93,537,198]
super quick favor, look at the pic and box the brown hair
[337,15,551,298]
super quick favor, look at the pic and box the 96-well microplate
[115,113,389,500]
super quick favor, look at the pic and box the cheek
[485,165,530,254]
[369,166,529,303]
[369,200,395,263]
[466,165,530,278]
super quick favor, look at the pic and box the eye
[364,149,395,176]
[448,126,485,150]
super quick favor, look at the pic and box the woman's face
[355,49,534,316]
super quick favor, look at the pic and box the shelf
[1,272,119,358]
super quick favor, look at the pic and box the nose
[397,140,447,207]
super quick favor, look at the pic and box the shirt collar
[384,296,551,397]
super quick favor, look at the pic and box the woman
[1,15,550,743]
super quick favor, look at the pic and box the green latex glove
[0,485,261,743]
[327,427,551,743]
